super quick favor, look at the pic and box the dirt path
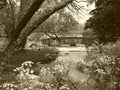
[57,51,89,83]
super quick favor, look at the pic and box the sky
[66,2,95,24]
[14,0,95,24]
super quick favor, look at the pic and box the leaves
[38,9,79,38]
[85,0,120,43]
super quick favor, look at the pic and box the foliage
[0,0,7,9]
[38,9,79,38]
[0,61,80,90]
[81,29,95,47]
[85,43,120,90]
[10,47,59,67]
[85,0,120,43]
[0,0,95,70]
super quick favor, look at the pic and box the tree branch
[19,0,73,41]
[0,0,73,66]
[11,0,45,41]
[8,0,15,30]
[44,32,55,38]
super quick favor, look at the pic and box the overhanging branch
[11,0,45,41]
[18,0,73,41]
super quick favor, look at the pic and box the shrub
[81,29,95,47]
[10,47,59,67]
[85,43,120,90]
[0,61,80,90]
[69,40,76,46]
[104,42,120,58]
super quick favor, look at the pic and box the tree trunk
[18,0,34,22]
[11,0,45,41]
[19,37,27,49]
[0,0,45,70]
[0,0,73,71]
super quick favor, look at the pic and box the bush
[10,47,59,67]
[69,40,76,46]
[104,42,120,58]
[0,61,81,90]
[81,29,95,47]
[84,43,120,90]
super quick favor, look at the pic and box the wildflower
[39,67,53,75]
[60,84,70,90]
[2,83,18,90]
[22,61,34,68]
[44,83,54,90]
[96,69,105,74]
[30,70,34,74]
[53,64,65,73]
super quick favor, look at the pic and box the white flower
[30,70,34,74]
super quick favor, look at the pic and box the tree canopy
[38,10,79,38]
[85,0,120,43]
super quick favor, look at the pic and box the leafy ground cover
[0,46,95,90]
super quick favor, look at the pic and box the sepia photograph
[0,0,120,90]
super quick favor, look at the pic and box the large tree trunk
[18,0,34,22]
[11,0,45,41]
[19,38,27,49]
[0,0,73,71]
[2,0,43,51]
[16,0,34,49]
[0,0,45,70]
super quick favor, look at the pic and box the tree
[0,0,94,70]
[85,0,120,43]
[0,0,7,9]
[81,29,95,47]
[0,0,33,49]
[37,9,79,44]
[0,0,77,70]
